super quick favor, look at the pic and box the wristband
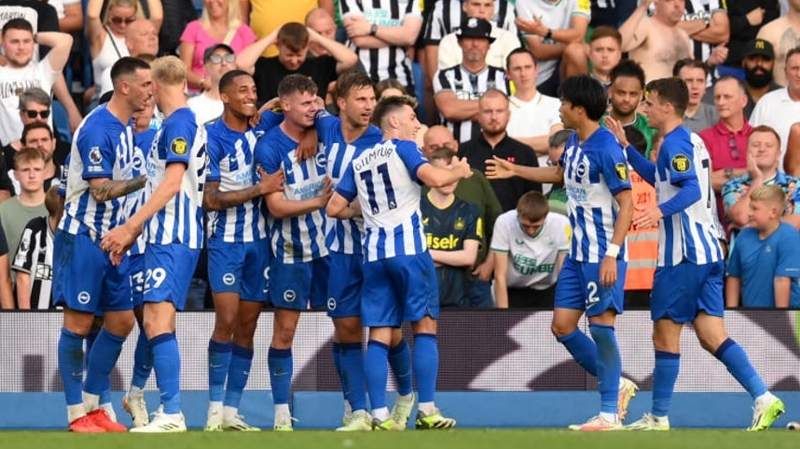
[605,243,620,258]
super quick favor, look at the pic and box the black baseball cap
[743,39,774,60]
[456,17,495,43]
[203,43,235,63]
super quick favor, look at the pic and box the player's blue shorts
[361,252,439,327]
[269,256,329,310]
[327,251,363,318]
[129,253,145,308]
[651,260,724,323]
[143,243,201,311]
[554,256,626,317]
[207,237,270,302]
[52,230,132,313]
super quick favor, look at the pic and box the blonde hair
[103,0,144,27]
[151,56,186,86]
[200,0,241,31]
[750,184,787,208]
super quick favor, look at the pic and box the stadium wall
[1,310,798,429]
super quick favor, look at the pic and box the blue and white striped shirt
[60,105,137,242]
[655,127,723,266]
[143,108,207,249]
[127,128,155,256]
[559,128,631,263]
[336,139,428,262]
[316,111,383,255]
[205,112,282,243]
[255,125,328,263]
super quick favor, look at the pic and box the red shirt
[699,119,753,236]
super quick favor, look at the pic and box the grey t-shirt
[0,197,46,261]
[684,102,719,134]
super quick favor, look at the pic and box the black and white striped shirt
[340,0,423,88]
[12,216,53,310]
[433,64,510,143]
[421,0,517,46]
[682,0,725,65]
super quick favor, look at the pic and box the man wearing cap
[236,22,358,104]
[188,44,236,125]
[756,0,800,87]
[741,38,781,119]
[435,0,521,71]
[434,17,510,144]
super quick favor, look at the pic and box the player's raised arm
[485,155,563,184]
[416,156,473,188]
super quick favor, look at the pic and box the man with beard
[741,39,781,119]
[601,60,657,156]
[756,0,800,86]
[457,89,540,212]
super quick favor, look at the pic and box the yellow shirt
[247,0,318,57]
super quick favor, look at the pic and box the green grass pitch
[0,429,798,449]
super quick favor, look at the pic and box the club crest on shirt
[615,163,628,181]
[89,146,103,164]
[454,217,465,231]
[171,137,188,155]
[671,154,691,173]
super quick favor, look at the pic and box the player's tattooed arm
[88,176,146,203]
[204,168,284,210]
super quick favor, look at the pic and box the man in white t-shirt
[751,48,800,161]
[0,18,71,146]
[504,48,562,186]
[491,190,569,308]
[437,0,521,71]
[188,44,235,125]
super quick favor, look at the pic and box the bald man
[98,19,160,97]
[421,125,503,308]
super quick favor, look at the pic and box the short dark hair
[516,191,549,222]
[218,69,252,94]
[787,46,800,65]
[278,22,309,52]
[624,126,647,156]
[21,122,53,144]
[277,73,318,98]
[646,77,689,117]
[558,75,608,121]
[374,78,406,100]
[610,59,645,89]
[673,58,708,77]
[589,26,622,46]
[2,18,33,36]
[110,56,151,87]
[335,71,374,101]
[372,95,417,129]
[548,129,573,149]
[505,47,534,71]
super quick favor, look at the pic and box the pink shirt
[180,20,257,88]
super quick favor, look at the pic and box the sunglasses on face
[24,109,50,119]
[110,16,136,25]
[208,53,236,64]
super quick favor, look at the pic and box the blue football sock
[589,323,621,415]
[58,328,85,406]
[84,331,98,370]
[340,342,366,411]
[131,328,153,390]
[208,340,232,402]
[224,344,254,409]
[652,351,680,417]
[332,343,347,402]
[714,338,768,399]
[388,338,413,396]
[151,333,181,414]
[84,329,125,396]
[268,347,293,405]
[364,340,390,410]
[557,329,598,377]
[413,334,439,404]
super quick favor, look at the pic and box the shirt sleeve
[573,0,592,18]
[395,140,428,183]
[464,203,483,243]
[775,226,800,278]
[490,212,512,253]
[205,130,223,183]
[721,177,744,211]
[0,220,8,256]
[255,111,283,134]
[725,233,743,277]
[340,0,364,19]
[254,135,283,175]
[555,216,571,253]
[662,131,698,185]
[162,120,196,166]
[335,164,357,202]
[77,128,115,179]
[11,224,34,273]
[179,20,199,43]
[432,69,450,94]
[599,140,632,195]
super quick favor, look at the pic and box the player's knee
[104,312,135,337]
[550,322,575,339]
[652,332,679,353]
[63,312,95,337]
[334,318,362,343]
[697,331,727,354]
[271,322,297,347]
[212,312,237,338]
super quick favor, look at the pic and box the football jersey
[60,104,137,242]
[559,128,631,263]
[127,128,155,256]
[491,210,570,290]
[205,112,283,243]
[316,110,383,255]
[336,138,428,262]
[655,126,723,266]
[255,125,328,263]
[143,108,207,249]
